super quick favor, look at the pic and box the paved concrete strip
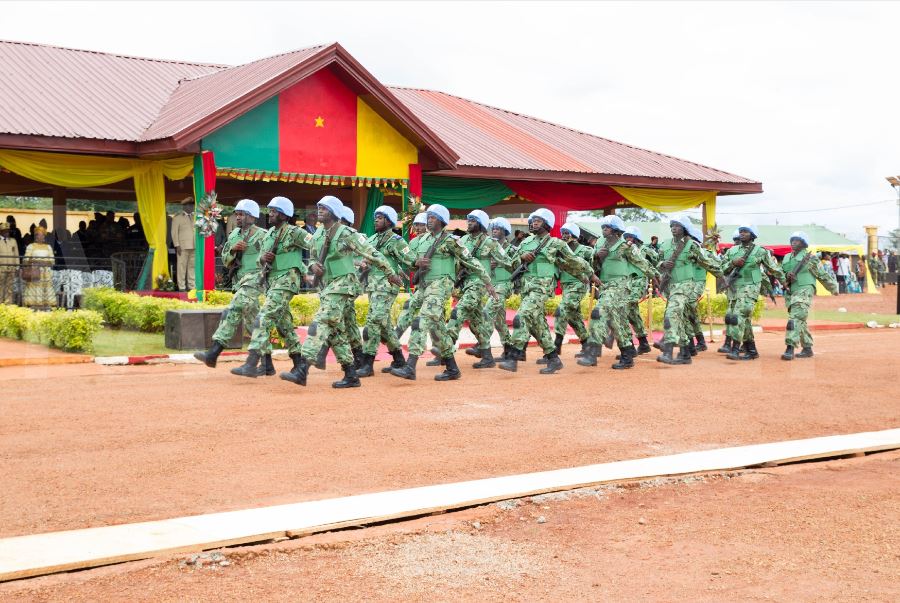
[1,428,898,582]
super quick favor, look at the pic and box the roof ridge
[175,43,331,84]
[0,38,228,69]
[389,86,753,182]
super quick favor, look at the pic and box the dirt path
[1,329,897,540]
[4,451,898,601]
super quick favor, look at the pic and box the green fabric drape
[361,187,384,235]
[421,176,514,209]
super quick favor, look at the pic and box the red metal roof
[390,87,759,187]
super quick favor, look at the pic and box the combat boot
[194,340,224,368]
[612,345,636,370]
[381,348,406,373]
[576,343,599,367]
[781,345,794,361]
[539,351,563,374]
[717,336,733,354]
[512,347,527,362]
[355,353,375,378]
[256,354,275,376]
[636,336,651,355]
[230,350,260,378]
[465,347,482,358]
[796,347,814,358]
[537,334,564,364]
[726,340,744,361]
[279,353,309,386]
[497,348,521,372]
[313,345,328,370]
[472,347,495,369]
[498,343,511,361]
[656,342,685,365]
[426,346,443,366]
[435,355,461,381]
[694,333,708,352]
[678,345,693,365]
[744,340,759,360]
[687,340,697,357]
[333,363,361,388]
[351,347,364,371]
[390,354,418,380]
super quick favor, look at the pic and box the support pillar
[350,186,367,229]
[864,225,878,257]
[52,187,67,235]
[191,151,217,299]
[702,197,718,294]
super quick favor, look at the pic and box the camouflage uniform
[212,224,266,346]
[361,229,417,357]
[486,239,515,347]
[246,224,315,355]
[554,240,593,342]
[406,231,490,359]
[658,237,720,347]
[447,232,514,350]
[300,224,397,367]
[684,246,720,344]
[394,234,430,335]
[507,234,591,356]
[720,244,784,347]
[624,243,658,340]
[782,251,838,349]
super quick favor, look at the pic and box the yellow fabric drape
[808,244,878,296]
[613,186,717,213]
[0,150,193,287]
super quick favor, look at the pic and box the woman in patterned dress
[23,227,56,308]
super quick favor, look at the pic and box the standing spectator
[23,227,56,309]
[867,252,885,289]
[887,250,897,274]
[0,221,19,303]
[4,215,23,256]
[171,197,196,291]
[649,235,660,254]
[877,250,887,287]
[835,253,851,293]
[856,254,867,292]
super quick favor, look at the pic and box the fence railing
[0,254,115,309]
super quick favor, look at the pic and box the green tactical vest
[627,243,644,278]
[270,225,303,279]
[733,245,763,286]
[519,234,556,278]
[313,224,356,284]
[599,239,631,280]
[660,238,694,284]
[782,252,816,288]
[420,232,455,282]
[561,243,589,283]
[691,247,708,282]
[493,241,513,283]
[367,231,401,280]
[235,227,262,280]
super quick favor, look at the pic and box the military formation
[195,194,840,387]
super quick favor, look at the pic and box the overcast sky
[3,1,899,244]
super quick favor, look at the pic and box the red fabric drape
[502,180,623,236]
[201,151,216,291]
[408,163,422,197]
[718,242,792,257]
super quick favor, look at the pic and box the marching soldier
[717,229,742,353]
[577,215,656,369]
[537,222,592,364]
[780,231,838,360]
[390,204,497,382]
[683,223,717,355]
[280,196,402,388]
[621,225,656,355]
[195,199,267,372]
[498,208,593,374]
[485,217,516,356]
[394,212,429,338]
[231,196,314,378]
[720,225,784,361]
[355,205,417,377]
[446,209,514,369]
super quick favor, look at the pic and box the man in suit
[171,198,196,291]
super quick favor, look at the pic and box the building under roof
[0,39,762,290]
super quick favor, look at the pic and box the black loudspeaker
[164,309,243,350]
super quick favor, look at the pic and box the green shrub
[0,304,33,338]
[0,304,102,352]
[505,294,521,311]
[204,290,234,306]
[289,294,321,326]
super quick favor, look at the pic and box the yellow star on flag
[314,116,325,128]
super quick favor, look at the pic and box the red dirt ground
[3,452,898,601]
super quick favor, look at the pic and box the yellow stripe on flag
[356,98,418,180]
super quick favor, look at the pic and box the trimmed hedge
[0,304,103,352]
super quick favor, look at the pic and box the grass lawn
[90,330,175,356]
[761,308,899,325]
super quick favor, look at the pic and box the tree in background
[575,207,665,222]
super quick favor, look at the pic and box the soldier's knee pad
[450,307,458,320]
[362,326,369,341]
[553,306,561,318]
[307,321,318,336]
[220,308,230,323]
[251,316,261,331]
[786,319,794,331]
[724,313,738,326]
[402,299,410,310]
[512,315,522,329]
[411,317,421,332]
[663,316,671,330]
[590,308,600,320]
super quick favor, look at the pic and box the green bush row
[0,304,103,352]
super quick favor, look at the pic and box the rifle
[258,225,287,289]
[223,224,250,289]
[454,234,489,289]
[721,243,756,292]
[308,224,338,289]
[510,234,553,283]
[410,231,446,287]
[784,251,813,292]
[657,236,689,294]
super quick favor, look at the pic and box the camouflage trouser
[624,275,649,339]
[487,281,514,346]
[554,280,589,341]
[249,271,301,354]
[362,289,402,356]
[300,292,355,366]
[683,281,705,338]
[726,283,760,344]
[784,287,814,348]
[587,278,630,348]
[447,282,492,349]
[661,281,695,345]
[212,284,261,346]
[395,286,425,334]
[509,276,556,355]
[407,277,454,358]
[341,295,362,350]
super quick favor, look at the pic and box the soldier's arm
[626,243,658,279]
[553,240,592,280]
[281,225,314,252]
[690,243,722,276]
[221,231,238,266]
[257,231,276,268]
[345,230,396,277]
[810,255,839,294]
[486,239,515,271]
[761,249,785,281]
[389,236,418,271]
[448,237,490,284]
